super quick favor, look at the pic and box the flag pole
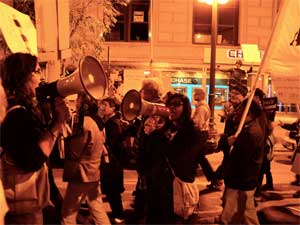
[232,1,287,138]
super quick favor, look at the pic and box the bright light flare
[129,102,135,109]
[198,0,229,4]
[144,70,151,75]
[88,73,95,84]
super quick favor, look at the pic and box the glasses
[167,100,183,108]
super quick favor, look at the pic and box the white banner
[260,0,300,103]
[0,2,37,55]
[272,76,300,103]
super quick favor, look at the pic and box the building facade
[101,0,281,108]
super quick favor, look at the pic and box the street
[44,113,300,224]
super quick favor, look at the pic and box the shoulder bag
[165,157,199,220]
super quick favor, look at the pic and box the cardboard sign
[241,44,261,63]
[263,97,278,121]
[0,2,37,55]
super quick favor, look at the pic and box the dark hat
[242,98,263,118]
[254,88,265,102]
[231,84,248,97]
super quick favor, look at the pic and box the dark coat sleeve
[1,108,48,172]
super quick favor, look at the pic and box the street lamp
[199,0,229,118]
[199,0,229,144]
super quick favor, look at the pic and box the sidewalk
[44,113,300,224]
[189,143,300,225]
[46,142,299,224]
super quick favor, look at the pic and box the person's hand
[227,135,237,146]
[278,120,284,127]
[208,127,218,139]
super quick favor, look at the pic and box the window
[193,0,239,45]
[105,0,150,42]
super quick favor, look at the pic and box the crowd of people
[0,52,299,225]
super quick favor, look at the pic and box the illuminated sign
[226,49,264,60]
[171,77,201,84]
[204,48,264,65]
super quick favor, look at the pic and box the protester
[143,92,207,224]
[219,59,252,88]
[215,84,248,181]
[131,78,166,221]
[192,88,222,190]
[0,52,69,224]
[253,88,274,196]
[278,119,300,198]
[220,99,265,225]
[61,93,111,225]
[48,65,77,220]
[99,97,125,224]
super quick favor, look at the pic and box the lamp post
[200,0,229,122]
[199,0,228,143]
[208,0,218,125]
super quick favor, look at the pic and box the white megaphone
[36,55,107,103]
[36,56,107,127]
[121,89,170,121]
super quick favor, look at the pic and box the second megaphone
[121,89,170,121]
[36,55,107,103]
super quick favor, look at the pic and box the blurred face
[167,97,183,121]
[27,64,42,96]
[194,92,205,102]
[99,101,115,117]
[144,118,156,135]
[229,89,245,107]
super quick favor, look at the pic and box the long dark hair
[166,92,192,125]
[1,53,38,108]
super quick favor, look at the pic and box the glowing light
[144,70,151,75]
[129,102,134,109]
[218,0,229,4]
[198,0,229,5]
[88,74,95,84]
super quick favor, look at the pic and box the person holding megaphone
[0,53,70,224]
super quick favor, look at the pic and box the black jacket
[223,118,265,190]
[101,114,124,194]
[143,119,206,224]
